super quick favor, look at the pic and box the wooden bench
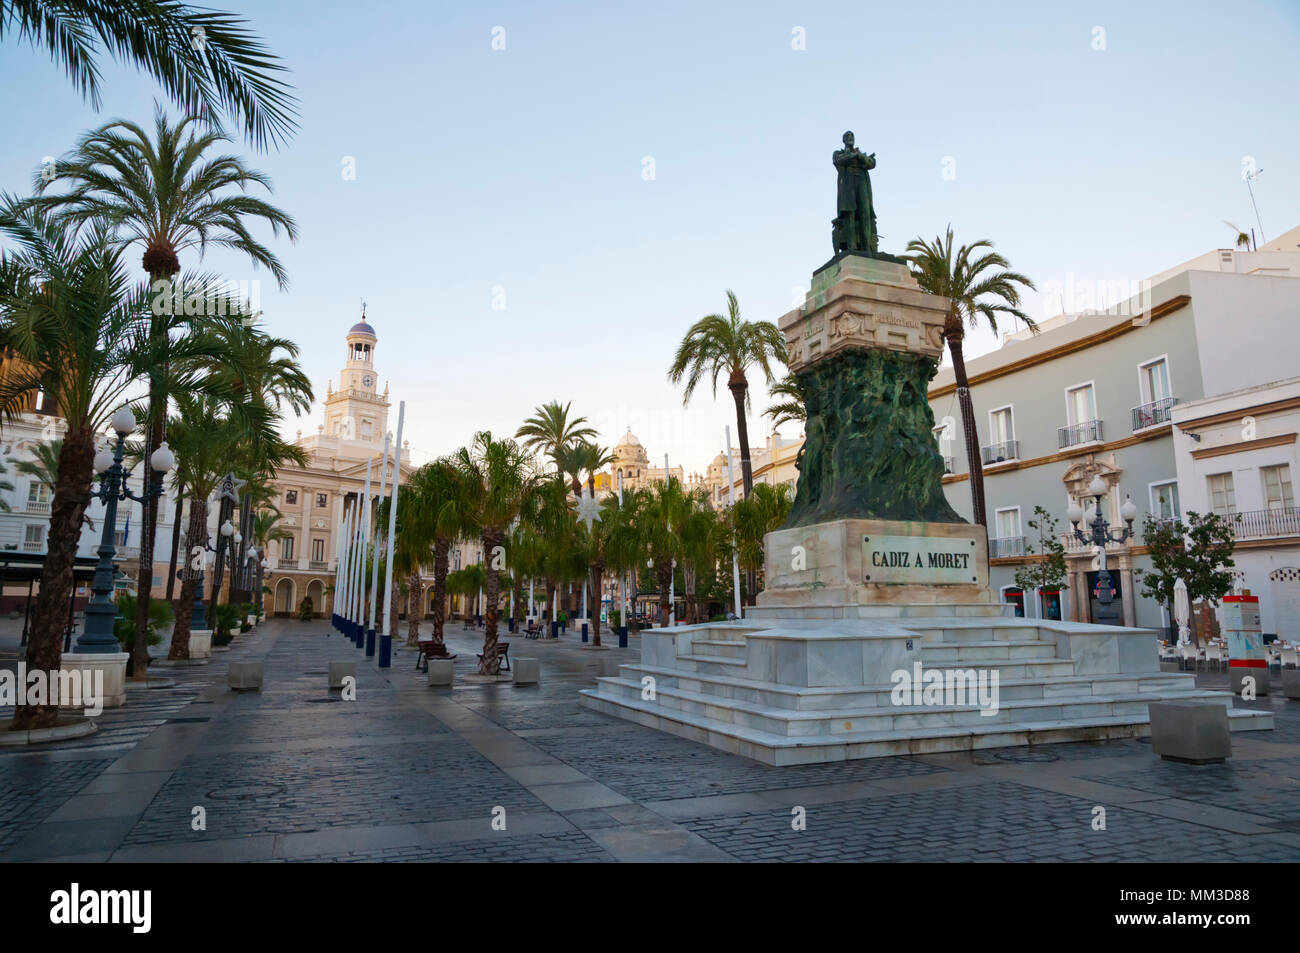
[524,623,543,640]
[476,641,511,671]
[415,641,456,673]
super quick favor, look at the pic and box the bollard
[618,625,628,649]
[582,622,589,643]
[427,657,454,686]
[328,661,355,689]
[228,661,263,692]
[513,657,539,686]
[365,627,376,657]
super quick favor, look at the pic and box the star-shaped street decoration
[575,486,602,532]
[218,472,247,503]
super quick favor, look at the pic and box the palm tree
[680,489,722,624]
[668,290,786,499]
[1,0,299,149]
[403,459,470,654]
[726,482,793,604]
[574,442,614,495]
[161,393,250,659]
[1223,220,1253,251]
[452,432,537,674]
[643,477,692,626]
[904,228,1036,528]
[0,202,212,728]
[31,110,299,659]
[516,399,596,484]
[763,371,805,430]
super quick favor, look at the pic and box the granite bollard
[228,661,263,692]
[1282,669,1300,700]
[1149,701,1231,764]
[328,661,356,689]
[513,657,539,686]
[427,658,454,686]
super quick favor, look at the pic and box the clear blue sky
[1,0,1297,472]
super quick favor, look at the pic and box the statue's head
[842,131,855,148]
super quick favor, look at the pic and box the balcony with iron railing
[1057,533,1132,555]
[989,536,1027,559]
[1131,396,1178,431]
[981,440,1020,466]
[1058,418,1103,449]
[1226,506,1300,541]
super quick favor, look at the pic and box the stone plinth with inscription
[781,254,960,526]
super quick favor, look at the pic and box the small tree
[1013,506,1069,615]
[1137,511,1236,643]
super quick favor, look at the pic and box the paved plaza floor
[3,618,1300,863]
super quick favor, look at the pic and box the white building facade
[929,226,1300,633]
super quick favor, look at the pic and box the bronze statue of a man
[833,131,878,254]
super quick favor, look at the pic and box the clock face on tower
[362,375,373,387]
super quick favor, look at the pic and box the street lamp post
[77,408,175,653]
[1067,476,1138,625]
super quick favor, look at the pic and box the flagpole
[365,436,391,657]
[333,503,351,631]
[352,459,372,646]
[379,401,405,668]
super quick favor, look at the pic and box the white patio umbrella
[1174,577,1191,646]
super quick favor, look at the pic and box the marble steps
[591,673,1234,737]
[920,640,1058,663]
[617,662,1208,712]
[909,656,1076,679]
[905,621,1050,643]
[577,689,1273,766]
[690,639,748,660]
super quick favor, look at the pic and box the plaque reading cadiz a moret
[861,535,980,584]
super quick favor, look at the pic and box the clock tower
[322,308,390,452]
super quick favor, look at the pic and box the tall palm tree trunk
[479,530,504,674]
[431,538,449,649]
[132,259,175,680]
[165,494,183,602]
[656,558,673,627]
[168,498,208,660]
[406,571,422,646]
[947,328,987,530]
[728,371,758,601]
[12,427,95,730]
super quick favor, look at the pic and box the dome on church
[616,430,642,448]
[348,320,376,338]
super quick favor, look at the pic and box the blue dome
[348,320,376,338]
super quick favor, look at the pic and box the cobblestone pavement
[2,618,1299,862]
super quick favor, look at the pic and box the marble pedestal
[580,517,1272,764]
[59,652,128,709]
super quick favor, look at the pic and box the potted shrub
[298,596,314,622]
[212,603,241,646]
[115,594,173,676]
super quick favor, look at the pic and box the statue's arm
[864,152,876,169]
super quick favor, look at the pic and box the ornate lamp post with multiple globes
[77,407,176,653]
[1066,475,1138,622]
